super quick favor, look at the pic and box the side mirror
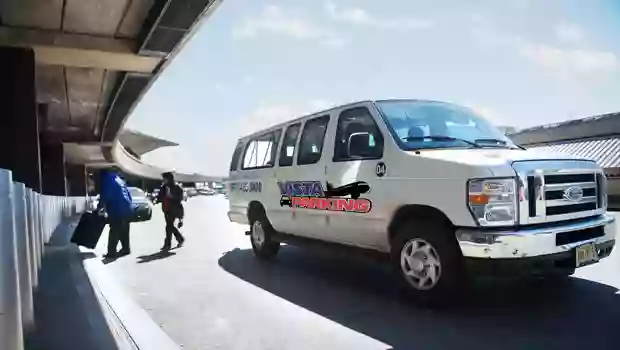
[348,132,371,158]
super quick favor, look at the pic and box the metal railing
[0,168,87,350]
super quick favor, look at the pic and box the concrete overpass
[116,128,224,184]
[0,0,223,196]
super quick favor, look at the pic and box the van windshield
[375,100,518,151]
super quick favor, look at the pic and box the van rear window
[242,130,282,170]
[229,143,244,171]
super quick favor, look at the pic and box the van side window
[279,123,301,167]
[297,115,330,166]
[242,130,282,170]
[229,142,245,171]
[334,107,384,161]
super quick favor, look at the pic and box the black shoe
[118,250,131,256]
[104,252,118,259]
[176,239,185,249]
[160,245,171,251]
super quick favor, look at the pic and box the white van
[227,99,616,304]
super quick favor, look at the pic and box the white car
[227,99,616,305]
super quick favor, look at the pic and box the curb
[77,246,179,350]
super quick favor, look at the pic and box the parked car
[227,99,616,306]
[147,188,159,201]
[213,183,226,194]
[186,187,198,197]
[128,187,153,222]
[197,187,216,196]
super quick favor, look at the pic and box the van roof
[236,98,457,142]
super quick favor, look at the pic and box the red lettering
[291,196,371,213]
[335,198,356,212]
[306,197,317,209]
[311,197,326,209]
[310,198,322,210]
[292,196,310,208]
[355,199,371,213]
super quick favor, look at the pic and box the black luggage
[71,211,107,249]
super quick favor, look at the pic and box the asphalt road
[98,196,620,350]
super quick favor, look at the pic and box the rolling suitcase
[71,211,107,249]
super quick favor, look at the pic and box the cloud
[324,1,433,31]
[519,44,619,82]
[468,13,486,24]
[233,5,345,47]
[508,0,532,9]
[141,146,202,174]
[471,25,525,48]
[554,22,585,44]
[236,100,335,137]
[242,75,256,84]
[214,83,228,94]
[471,25,618,84]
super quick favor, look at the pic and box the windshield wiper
[474,138,507,144]
[474,138,524,149]
[403,135,482,148]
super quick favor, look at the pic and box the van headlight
[467,178,517,226]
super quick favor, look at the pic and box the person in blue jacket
[97,169,134,258]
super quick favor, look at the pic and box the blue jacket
[99,171,133,219]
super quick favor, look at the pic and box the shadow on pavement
[219,246,618,350]
[26,218,119,350]
[136,250,176,263]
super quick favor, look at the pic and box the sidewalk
[25,216,125,350]
[25,215,180,350]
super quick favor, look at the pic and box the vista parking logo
[277,181,372,213]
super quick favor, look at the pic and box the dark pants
[164,213,184,248]
[107,217,130,255]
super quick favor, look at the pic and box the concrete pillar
[0,47,42,192]
[40,142,67,196]
[66,164,87,196]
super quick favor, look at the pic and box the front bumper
[455,213,616,259]
[465,240,614,277]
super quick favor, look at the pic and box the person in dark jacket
[156,172,185,251]
[97,169,134,258]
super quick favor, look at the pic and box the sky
[126,0,620,177]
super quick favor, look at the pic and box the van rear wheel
[249,212,280,260]
[391,219,466,306]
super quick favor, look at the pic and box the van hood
[410,148,594,176]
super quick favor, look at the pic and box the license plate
[576,243,599,267]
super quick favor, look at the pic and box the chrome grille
[542,173,598,216]
[513,160,606,225]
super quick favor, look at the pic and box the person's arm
[155,185,165,204]
[97,179,109,215]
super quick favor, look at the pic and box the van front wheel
[391,220,466,306]
[249,213,280,260]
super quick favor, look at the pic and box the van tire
[249,211,280,260]
[390,219,466,307]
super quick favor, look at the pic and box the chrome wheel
[251,221,265,247]
[400,238,442,290]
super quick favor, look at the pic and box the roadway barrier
[0,168,87,350]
